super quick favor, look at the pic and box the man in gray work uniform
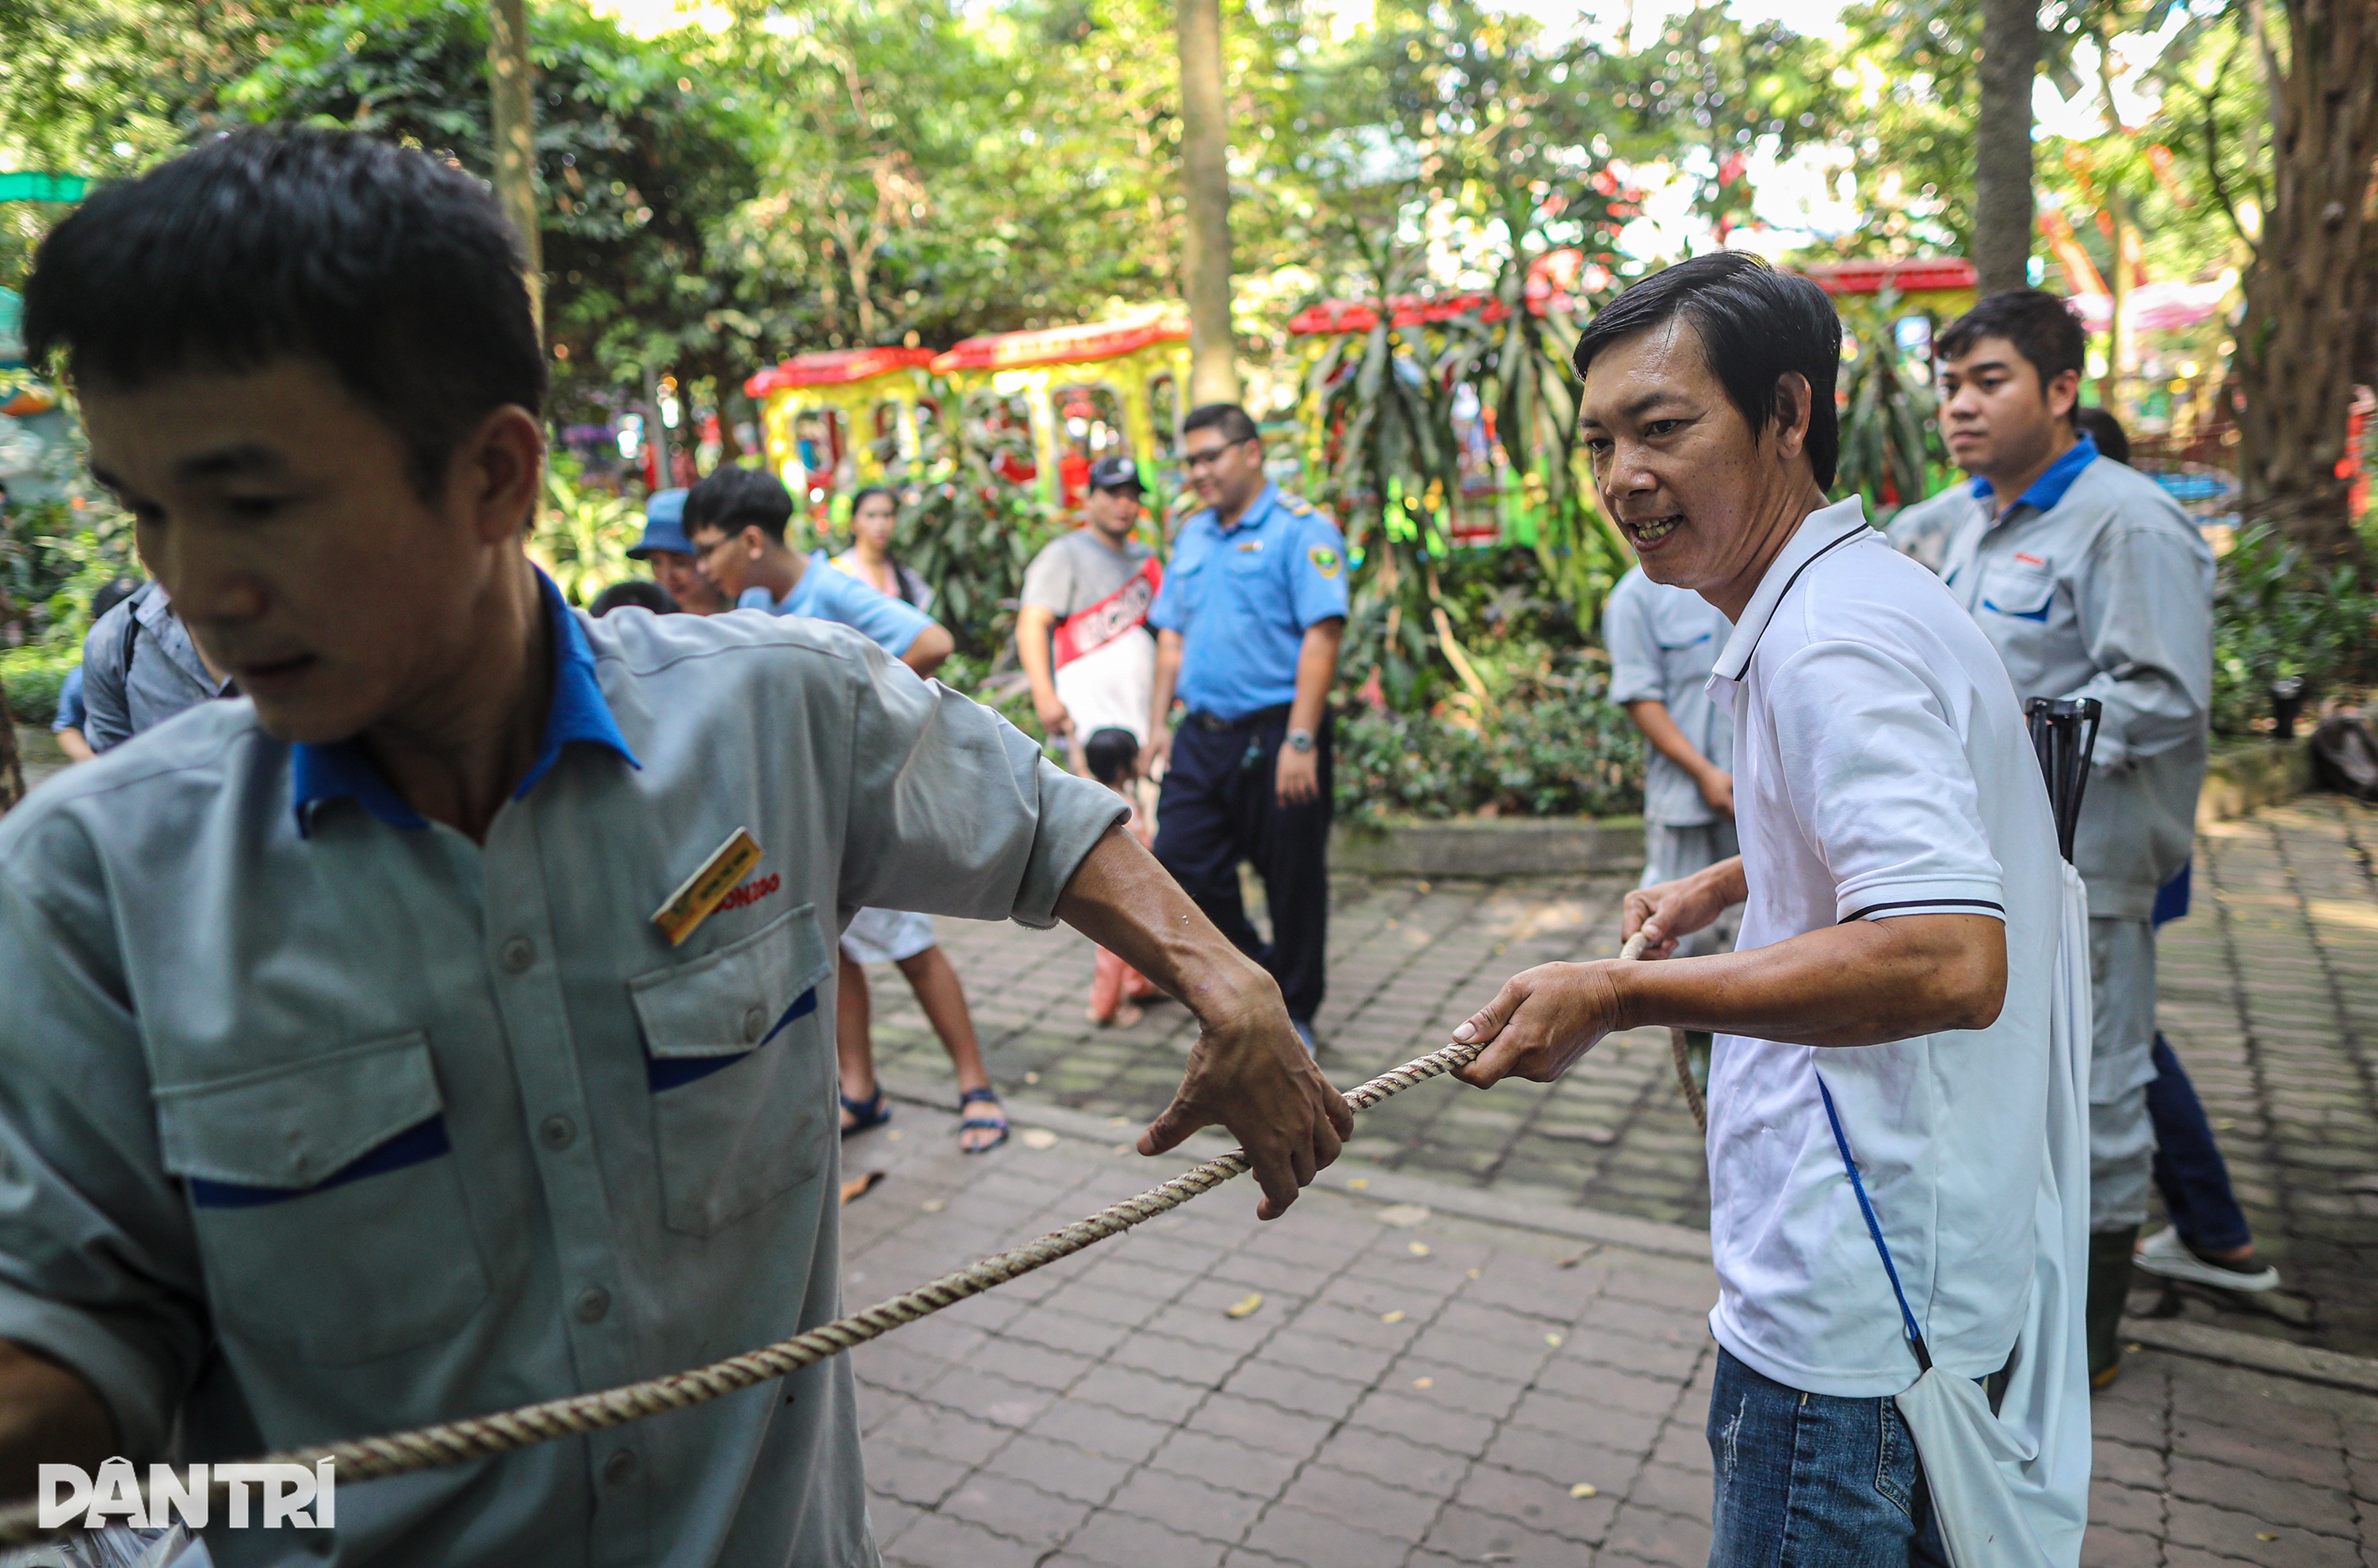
[0,128,1350,1565]
[1909,289,2223,1386]
[78,579,236,751]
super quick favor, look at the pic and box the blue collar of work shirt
[1970,430,2098,515]
[291,571,640,836]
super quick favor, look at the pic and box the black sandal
[839,1086,890,1138]
[958,1086,1008,1154]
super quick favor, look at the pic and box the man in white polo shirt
[1451,254,2078,1563]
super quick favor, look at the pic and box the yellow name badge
[652,828,764,947]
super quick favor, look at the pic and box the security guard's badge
[652,827,764,947]
[1308,544,1343,579]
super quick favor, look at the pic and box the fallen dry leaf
[1378,1203,1431,1227]
[1407,1241,1432,1257]
[1019,1128,1059,1149]
[1381,1310,1406,1325]
[1545,1333,1563,1347]
[1347,1177,1370,1190]
[920,1199,946,1212]
[1569,1483,1598,1499]
[1412,1376,1434,1389]
[1225,1292,1264,1319]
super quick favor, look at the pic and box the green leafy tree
[224,0,763,422]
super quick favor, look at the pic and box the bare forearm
[0,1340,115,1501]
[1149,632,1183,736]
[1056,828,1273,1021]
[1015,606,1059,705]
[1624,700,1714,778]
[1289,620,1341,734]
[901,623,954,679]
[1611,914,2007,1046]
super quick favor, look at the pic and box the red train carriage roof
[929,316,1188,374]
[1794,258,1978,296]
[744,346,938,400]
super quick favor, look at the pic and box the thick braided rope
[2,934,1658,1544]
[0,1033,1518,1546]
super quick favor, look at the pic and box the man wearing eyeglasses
[1143,403,1349,1054]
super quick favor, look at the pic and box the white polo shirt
[1703,499,2062,1398]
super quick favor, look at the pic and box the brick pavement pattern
[842,1120,2378,1567]
[865,800,2378,1357]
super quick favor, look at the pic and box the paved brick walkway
[840,1113,2378,1567]
[866,799,2378,1359]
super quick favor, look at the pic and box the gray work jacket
[78,581,235,751]
[1602,565,1734,827]
[0,585,1124,1568]
[1935,446,2214,920]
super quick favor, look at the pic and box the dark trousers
[2149,1031,2254,1255]
[1153,710,1332,1023]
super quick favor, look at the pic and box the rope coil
[2,932,1670,1546]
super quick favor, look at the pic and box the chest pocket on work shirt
[155,1031,491,1367]
[630,904,835,1237]
[1978,560,2055,623]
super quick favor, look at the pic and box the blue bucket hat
[627,488,692,560]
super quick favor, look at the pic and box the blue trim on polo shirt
[1969,430,2098,514]
[292,570,640,836]
[188,1115,451,1208]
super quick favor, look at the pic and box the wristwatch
[1285,728,1316,754]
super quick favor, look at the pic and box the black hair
[1182,403,1260,448]
[685,465,796,544]
[590,579,679,617]
[1083,726,1141,788]
[843,484,927,607]
[1936,290,2088,420]
[1572,252,1843,490]
[2070,405,2130,465]
[22,128,545,500]
[90,578,139,621]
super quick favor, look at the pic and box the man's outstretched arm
[1056,827,1351,1218]
[0,1340,115,1501]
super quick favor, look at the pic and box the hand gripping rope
[0,931,1661,1547]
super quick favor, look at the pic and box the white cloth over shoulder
[1891,859,2093,1568]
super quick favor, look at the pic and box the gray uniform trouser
[1642,819,1741,959]
[2089,916,2160,1231]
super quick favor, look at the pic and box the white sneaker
[2133,1226,2281,1293]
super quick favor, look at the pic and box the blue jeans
[2148,1031,2254,1255]
[1707,1348,1951,1568]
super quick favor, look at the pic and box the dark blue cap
[627,488,691,560]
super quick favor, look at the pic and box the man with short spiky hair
[0,128,1351,1560]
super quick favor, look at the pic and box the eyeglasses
[1180,440,1254,471]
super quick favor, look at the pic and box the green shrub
[2212,522,2378,736]
[1332,679,1642,824]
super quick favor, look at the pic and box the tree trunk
[1973,0,2043,294]
[487,0,544,331]
[2233,0,2378,567]
[1177,0,1239,407]
[0,681,22,814]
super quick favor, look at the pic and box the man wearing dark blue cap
[626,485,724,614]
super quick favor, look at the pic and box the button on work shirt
[0,574,1123,1568]
[1934,434,2214,920]
[78,581,236,752]
[1704,499,2062,1398]
[1601,565,1734,827]
[1147,485,1350,721]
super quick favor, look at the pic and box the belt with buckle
[1186,704,1293,733]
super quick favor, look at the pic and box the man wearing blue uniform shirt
[0,129,1350,1564]
[1144,404,1349,1048]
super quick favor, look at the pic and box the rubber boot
[2087,1225,2139,1389]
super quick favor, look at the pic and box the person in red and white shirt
[1015,455,1160,775]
